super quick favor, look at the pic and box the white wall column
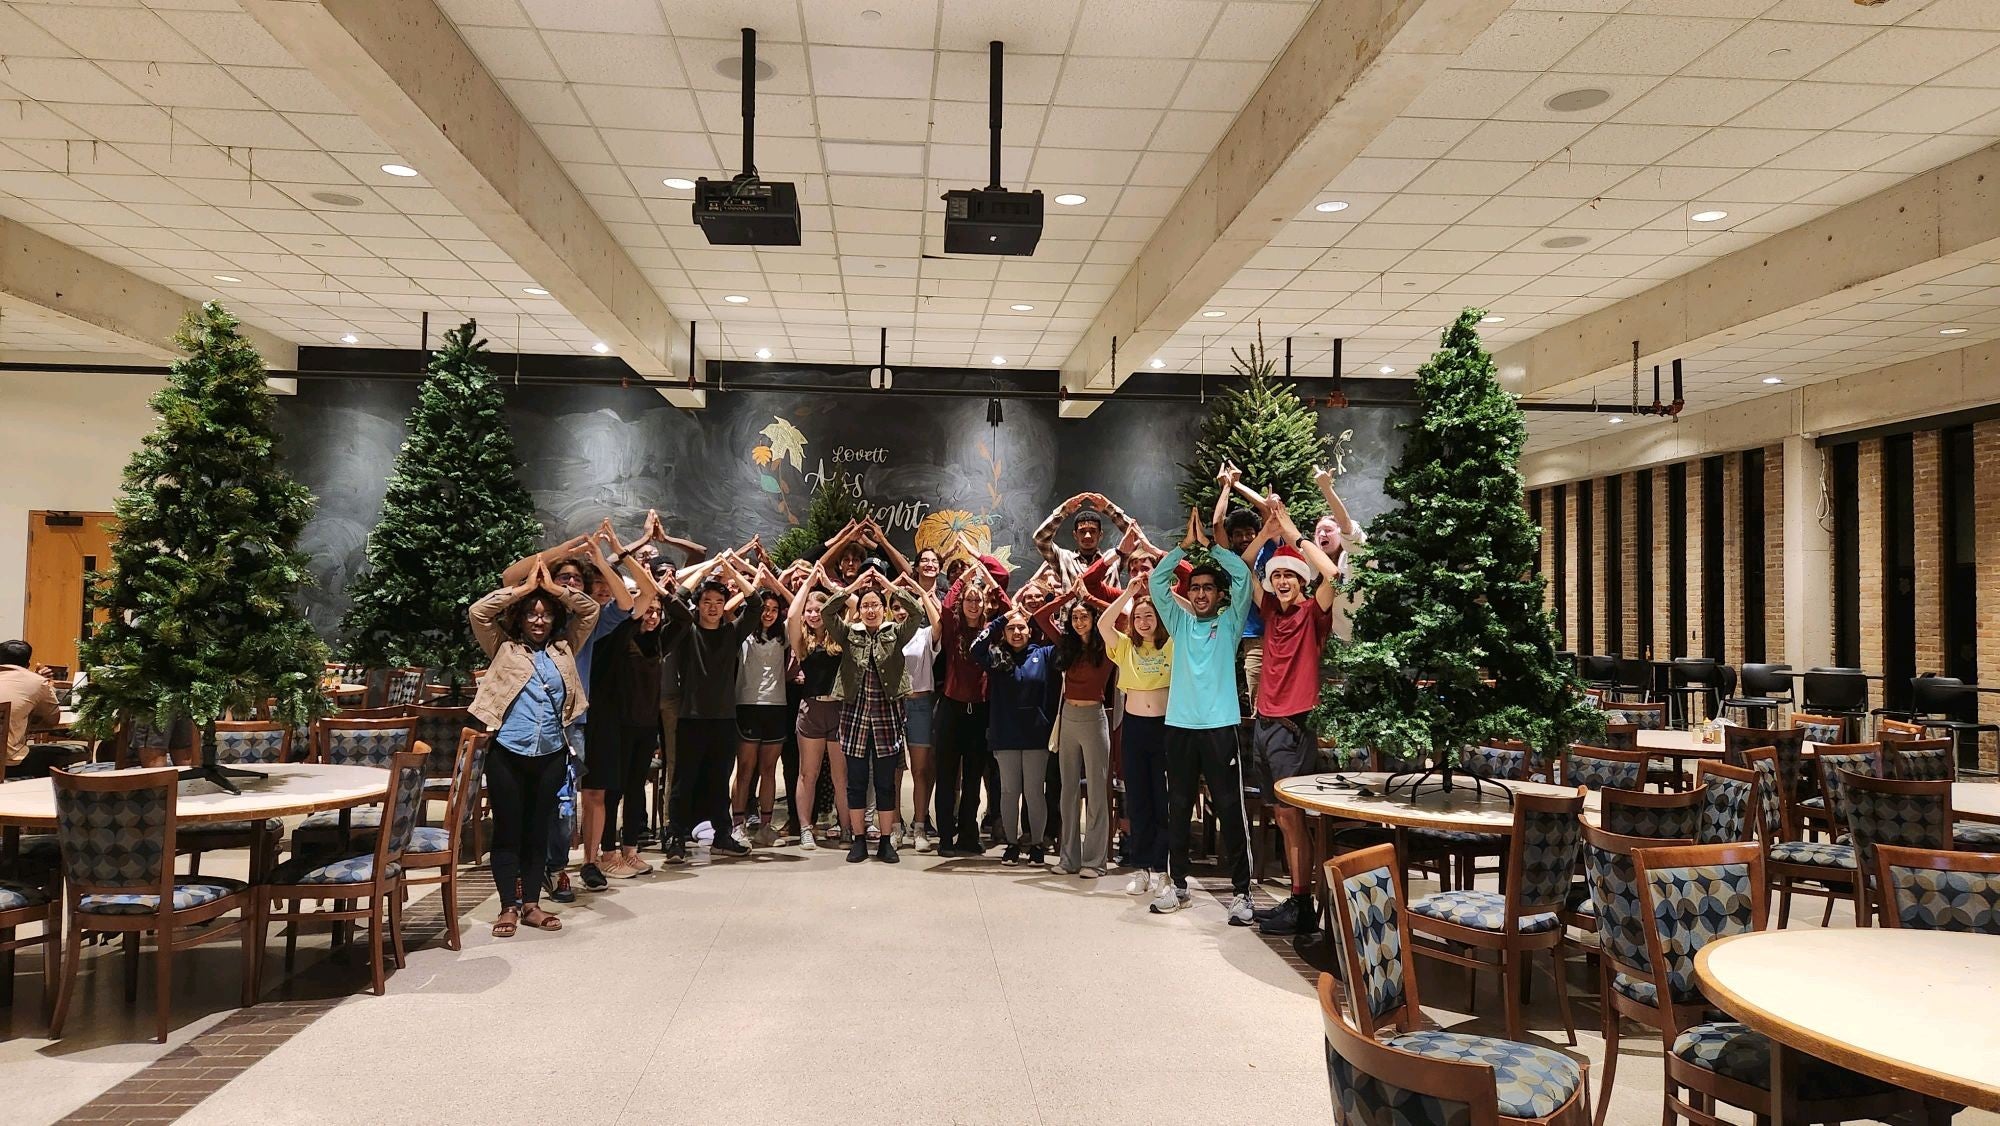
[1781,433,1832,673]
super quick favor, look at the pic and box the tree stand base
[180,763,267,795]
[1380,766,1513,806]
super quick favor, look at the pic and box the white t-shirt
[738,634,789,706]
[903,625,938,695]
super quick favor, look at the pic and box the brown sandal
[520,905,563,931]
[492,909,519,938]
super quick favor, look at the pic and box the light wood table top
[1274,772,1593,832]
[1636,728,1729,757]
[1695,929,2000,1113]
[0,762,389,830]
[1955,781,2000,825]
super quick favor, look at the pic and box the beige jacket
[468,585,601,731]
[0,665,61,765]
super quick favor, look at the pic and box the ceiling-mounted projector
[694,28,799,247]
[942,42,1042,257]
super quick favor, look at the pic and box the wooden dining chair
[1691,762,1761,846]
[292,716,418,855]
[1405,744,1526,891]
[1322,844,1589,1123]
[398,731,490,951]
[1873,844,2000,935]
[1406,788,1588,1045]
[382,666,428,707]
[1789,710,1850,745]
[1561,745,1647,791]
[0,872,59,1022]
[1723,726,1809,814]
[404,703,473,815]
[1877,717,1925,742]
[1599,786,1705,839]
[258,749,426,996]
[1795,742,1883,840]
[1632,840,1921,1126]
[1579,823,1696,1126]
[48,766,257,1042]
[178,721,291,878]
[1839,771,1951,926]
[1321,972,1509,1126]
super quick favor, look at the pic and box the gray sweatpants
[1056,702,1112,872]
[995,746,1049,848]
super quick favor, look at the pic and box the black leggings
[487,746,567,910]
[844,743,898,812]
[602,724,657,849]
[933,698,989,850]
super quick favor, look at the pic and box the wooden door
[23,511,119,675]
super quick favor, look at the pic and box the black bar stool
[1723,662,1793,726]
[1801,668,1870,739]
[1579,654,1617,692]
[1611,656,1651,702]
[1905,677,1999,774]
[1664,657,1721,728]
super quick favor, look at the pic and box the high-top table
[0,762,389,880]
[1695,929,2000,1118]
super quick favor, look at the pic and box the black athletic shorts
[737,703,790,744]
[1252,713,1315,788]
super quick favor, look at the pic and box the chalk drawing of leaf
[760,417,806,471]
[758,473,781,493]
[752,445,774,466]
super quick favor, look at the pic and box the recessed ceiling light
[1691,209,1728,223]
[1480,315,1505,323]
[1010,303,1034,311]
[861,8,882,20]
[990,355,1007,365]
[523,286,549,296]
[212,274,241,283]
[1314,200,1349,213]
[1762,376,1784,384]
[1150,358,1165,369]
[592,342,610,354]
[1053,193,1087,206]
[1379,365,1396,374]
[1940,327,1968,335]
[1545,87,1612,113]
[754,347,772,360]
[1201,309,1225,318]
[380,163,418,178]
[724,294,750,304]
[340,333,358,344]
[309,191,362,208]
[662,177,695,190]
[1608,416,1625,425]
[1542,235,1589,249]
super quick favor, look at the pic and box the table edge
[1693,932,2000,1112]
[1273,776,1558,832]
[0,769,391,831]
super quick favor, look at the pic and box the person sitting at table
[0,640,66,777]
[469,561,600,937]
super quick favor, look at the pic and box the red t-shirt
[1256,592,1332,717]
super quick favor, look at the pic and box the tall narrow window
[1636,467,1654,658]
[1702,456,1725,662]
[1578,479,1595,654]
[1943,428,1977,682]
[1832,444,1860,668]
[1742,448,1766,663]
[1668,464,1688,657]
[1606,475,1624,657]
[1883,435,1916,713]
[1554,484,1569,649]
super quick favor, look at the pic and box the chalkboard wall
[274,369,1415,638]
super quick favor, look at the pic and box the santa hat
[1263,544,1315,585]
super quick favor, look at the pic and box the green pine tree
[1328,309,1600,767]
[1177,329,1330,523]
[75,302,331,745]
[772,479,868,567]
[341,322,542,694]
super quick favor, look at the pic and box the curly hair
[502,590,570,643]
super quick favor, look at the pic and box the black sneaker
[545,872,577,904]
[663,838,688,864]
[580,862,608,891]
[847,836,869,863]
[712,837,750,857]
[877,837,900,864]
[1258,894,1316,937]
[957,841,987,857]
[1028,846,1046,866]
[1001,845,1020,867]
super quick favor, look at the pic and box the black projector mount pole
[736,27,758,190]
[987,40,1003,191]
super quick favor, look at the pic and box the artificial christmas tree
[1328,309,1598,780]
[75,302,330,790]
[772,478,869,567]
[1177,329,1330,522]
[341,321,542,700]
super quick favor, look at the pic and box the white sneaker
[1124,871,1149,896]
[914,825,934,853]
[1146,872,1167,896]
[1148,883,1191,914]
[732,824,750,849]
[799,827,818,851]
[1227,894,1254,927]
[898,824,914,848]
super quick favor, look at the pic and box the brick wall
[1564,486,1579,649]
[1856,439,1885,714]
[1593,479,1611,655]
[1538,489,1555,617]
[1722,453,1744,669]
[1765,444,1785,663]
[1621,473,1639,657]
[1978,423,2000,770]
[1686,462,1705,659]
[1912,431,1943,677]
[1653,468,1671,657]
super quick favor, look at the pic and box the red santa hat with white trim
[1262,544,1315,588]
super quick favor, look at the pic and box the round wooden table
[1695,929,2000,1117]
[1955,781,2000,825]
[1273,772,1590,832]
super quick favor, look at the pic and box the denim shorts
[903,692,935,747]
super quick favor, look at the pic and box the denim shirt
[495,647,568,757]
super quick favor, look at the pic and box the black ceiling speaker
[694,28,801,246]
[942,41,1042,256]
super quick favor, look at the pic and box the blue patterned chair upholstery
[1603,706,1666,731]
[1793,720,1843,744]
[1384,1032,1582,1120]
[213,723,290,765]
[1407,790,1586,1044]
[1670,1022,1889,1100]
[260,750,429,997]
[315,718,416,768]
[384,667,427,708]
[1324,1039,1479,1126]
[1694,769,1758,845]
[1404,746,1528,889]
[406,706,472,783]
[178,723,292,876]
[49,766,256,1041]
[1875,845,2000,934]
[1580,823,1696,1123]
[1563,747,1645,791]
[1953,821,2000,849]
[401,731,491,950]
[1338,863,1409,1029]
[1839,773,1948,922]
[0,876,58,1017]
[1601,788,1703,839]
[1797,748,1881,830]
[1889,742,1954,782]
[1724,726,1809,809]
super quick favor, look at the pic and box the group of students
[466,465,1363,940]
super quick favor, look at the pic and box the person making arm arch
[1033,491,1137,586]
